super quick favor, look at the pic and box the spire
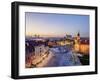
[77,32,80,37]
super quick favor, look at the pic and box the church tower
[74,32,80,52]
[76,32,80,43]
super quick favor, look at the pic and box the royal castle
[74,32,89,55]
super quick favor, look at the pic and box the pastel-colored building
[35,45,49,56]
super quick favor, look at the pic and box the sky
[25,12,89,37]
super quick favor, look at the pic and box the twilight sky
[25,12,89,37]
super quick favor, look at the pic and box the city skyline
[25,12,89,37]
